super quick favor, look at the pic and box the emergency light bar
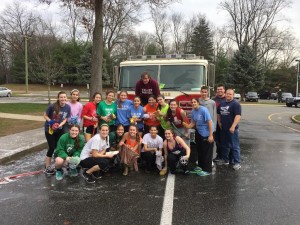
[128,54,203,61]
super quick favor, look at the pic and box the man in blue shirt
[217,89,242,170]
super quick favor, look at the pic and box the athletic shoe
[196,171,211,176]
[55,169,63,180]
[217,159,229,166]
[232,164,241,170]
[70,168,78,177]
[44,166,55,175]
[92,171,102,179]
[190,166,202,174]
[213,156,221,162]
[82,170,95,183]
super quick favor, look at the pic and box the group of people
[43,72,242,184]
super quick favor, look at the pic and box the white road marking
[160,174,175,225]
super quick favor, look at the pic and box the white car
[234,93,241,101]
[0,87,12,97]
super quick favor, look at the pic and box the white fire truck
[114,54,215,115]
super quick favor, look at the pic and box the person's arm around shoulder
[175,136,190,160]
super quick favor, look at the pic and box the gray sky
[0,0,299,41]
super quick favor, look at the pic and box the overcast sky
[0,0,299,41]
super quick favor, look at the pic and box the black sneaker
[44,166,55,175]
[82,170,95,183]
[92,171,102,180]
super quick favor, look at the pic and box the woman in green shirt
[97,90,117,132]
[155,94,171,139]
[54,124,85,180]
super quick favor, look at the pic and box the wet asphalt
[1,104,300,225]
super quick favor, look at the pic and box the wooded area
[0,0,299,96]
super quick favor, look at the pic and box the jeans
[220,129,240,164]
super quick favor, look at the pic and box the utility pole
[296,59,300,97]
[24,35,29,94]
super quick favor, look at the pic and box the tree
[227,43,264,99]
[181,16,197,53]
[219,0,291,52]
[190,15,214,60]
[150,6,170,54]
[40,0,177,100]
[170,12,183,53]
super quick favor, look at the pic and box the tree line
[0,0,299,97]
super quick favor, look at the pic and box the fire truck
[114,54,215,116]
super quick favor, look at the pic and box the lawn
[1,83,85,93]
[0,118,43,137]
[0,103,47,116]
[294,114,300,121]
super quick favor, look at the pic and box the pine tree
[190,17,214,60]
[227,43,264,99]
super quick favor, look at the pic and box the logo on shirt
[142,88,153,94]
[220,106,230,116]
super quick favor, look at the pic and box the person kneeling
[55,124,84,180]
[79,124,114,183]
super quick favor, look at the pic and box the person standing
[97,90,117,132]
[67,89,83,126]
[212,84,226,162]
[115,90,133,132]
[127,96,144,136]
[135,71,160,106]
[183,98,214,176]
[199,86,217,132]
[43,91,71,175]
[155,94,170,139]
[143,95,160,135]
[81,92,101,142]
[217,89,242,170]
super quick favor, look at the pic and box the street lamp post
[24,35,29,94]
[296,59,300,97]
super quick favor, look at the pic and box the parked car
[234,93,241,101]
[0,87,12,97]
[245,91,259,102]
[278,92,293,103]
[286,97,300,107]
[259,91,271,99]
[270,93,277,100]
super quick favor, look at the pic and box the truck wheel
[296,102,300,108]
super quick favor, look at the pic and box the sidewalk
[0,113,46,164]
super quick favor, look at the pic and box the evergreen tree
[227,43,264,99]
[190,16,214,60]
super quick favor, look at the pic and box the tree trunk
[90,0,104,101]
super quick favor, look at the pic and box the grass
[294,115,300,121]
[0,118,43,137]
[1,83,87,93]
[0,103,47,115]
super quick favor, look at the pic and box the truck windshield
[160,65,205,91]
[119,66,159,90]
[119,64,206,91]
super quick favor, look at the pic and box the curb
[291,115,300,124]
[0,142,47,165]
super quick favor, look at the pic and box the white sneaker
[232,164,241,170]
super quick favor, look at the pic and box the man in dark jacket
[135,71,160,106]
